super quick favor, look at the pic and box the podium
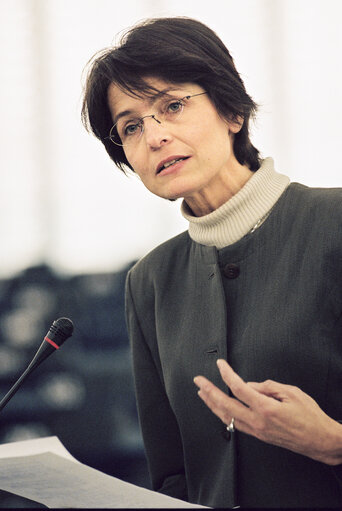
[0,437,206,508]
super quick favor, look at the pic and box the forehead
[107,78,201,122]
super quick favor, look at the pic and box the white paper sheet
[0,437,207,508]
[0,435,76,461]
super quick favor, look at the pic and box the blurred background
[0,0,341,506]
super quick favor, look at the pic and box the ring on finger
[227,417,235,433]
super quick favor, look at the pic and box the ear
[228,115,244,134]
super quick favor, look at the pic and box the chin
[163,191,188,202]
[149,173,201,201]
[161,181,199,201]
[152,186,185,201]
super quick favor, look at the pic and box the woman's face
[107,77,242,202]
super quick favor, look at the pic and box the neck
[184,162,253,217]
[181,157,291,249]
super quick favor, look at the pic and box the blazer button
[221,428,232,441]
[223,263,240,279]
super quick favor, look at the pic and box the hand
[194,359,342,465]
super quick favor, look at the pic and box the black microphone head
[46,317,74,347]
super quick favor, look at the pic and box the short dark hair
[81,17,261,173]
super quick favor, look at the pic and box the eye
[167,100,184,114]
[123,122,140,137]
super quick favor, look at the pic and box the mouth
[156,156,190,174]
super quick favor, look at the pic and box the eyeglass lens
[110,92,206,147]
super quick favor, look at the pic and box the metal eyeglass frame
[107,92,208,147]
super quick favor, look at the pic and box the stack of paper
[0,436,206,508]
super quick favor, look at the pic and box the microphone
[0,317,74,413]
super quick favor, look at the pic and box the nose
[142,116,172,149]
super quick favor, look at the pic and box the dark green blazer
[125,183,342,508]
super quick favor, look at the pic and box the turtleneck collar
[180,157,290,248]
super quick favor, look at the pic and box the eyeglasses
[108,92,207,148]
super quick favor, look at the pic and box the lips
[156,156,190,174]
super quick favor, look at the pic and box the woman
[82,17,342,508]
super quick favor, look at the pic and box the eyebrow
[112,87,183,125]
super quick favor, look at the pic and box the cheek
[198,126,231,163]
[192,115,229,149]
[184,122,206,143]
[124,150,147,178]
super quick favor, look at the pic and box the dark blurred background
[0,262,150,508]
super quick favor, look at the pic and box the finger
[247,380,293,401]
[193,375,213,392]
[194,376,252,425]
[216,359,268,409]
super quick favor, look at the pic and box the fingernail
[216,359,225,369]
[194,378,209,392]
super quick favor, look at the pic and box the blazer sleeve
[125,270,188,501]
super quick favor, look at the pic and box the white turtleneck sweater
[181,157,290,249]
